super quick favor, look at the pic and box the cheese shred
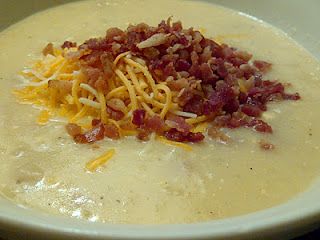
[14,45,208,156]
[85,149,115,172]
[156,136,193,151]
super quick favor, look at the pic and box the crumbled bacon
[106,107,124,121]
[253,60,272,73]
[143,115,165,134]
[74,121,105,144]
[66,123,82,137]
[104,123,120,140]
[164,128,204,142]
[42,43,54,56]
[241,104,262,117]
[132,109,146,126]
[48,80,72,95]
[137,129,151,141]
[61,41,77,49]
[62,18,301,144]
[259,140,275,150]
[247,119,272,133]
[165,115,191,133]
[208,126,231,144]
[186,132,205,142]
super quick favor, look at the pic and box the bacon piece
[48,80,72,95]
[42,43,54,56]
[144,115,165,134]
[106,27,126,43]
[283,93,301,100]
[66,123,82,137]
[241,104,262,117]
[175,59,191,72]
[104,124,120,140]
[165,116,191,133]
[137,129,151,141]
[164,128,185,142]
[100,52,115,79]
[253,60,272,73]
[259,140,275,150]
[61,41,77,49]
[186,132,205,142]
[164,128,204,143]
[247,119,272,133]
[208,126,231,144]
[106,107,124,121]
[183,95,204,116]
[61,19,301,144]
[132,109,146,126]
[74,122,105,144]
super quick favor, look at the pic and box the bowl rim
[1,0,320,239]
[1,194,320,239]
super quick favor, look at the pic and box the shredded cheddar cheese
[191,122,208,133]
[14,46,204,135]
[37,110,51,125]
[85,149,115,172]
[156,136,193,151]
[14,45,208,157]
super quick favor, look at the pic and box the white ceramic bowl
[1,0,320,239]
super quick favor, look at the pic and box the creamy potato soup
[0,0,320,224]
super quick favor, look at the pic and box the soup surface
[1,0,320,224]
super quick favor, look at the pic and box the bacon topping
[74,121,105,144]
[132,109,146,127]
[60,19,300,144]
[66,123,82,137]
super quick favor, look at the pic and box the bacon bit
[61,41,77,49]
[259,140,275,150]
[164,128,185,142]
[132,109,146,126]
[61,19,301,144]
[42,43,54,56]
[104,123,120,140]
[247,119,272,133]
[137,129,151,141]
[176,59,191,72]
[100,52,115,79]
[165,115,191,133]
[253,60,272,73]
[164,128,204,143]
[66,123,82,137]
[241,104,262,117]
[186,132,205,142]
[283,93,301,100]
[48,80,73,95]
[92,119,101,126]
[144,115,166,134]
[208,126,231,144]
[74,122,105,144]
[106,107,124,121]
[183,95,204,116]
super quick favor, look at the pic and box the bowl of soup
[0,0,320,239]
